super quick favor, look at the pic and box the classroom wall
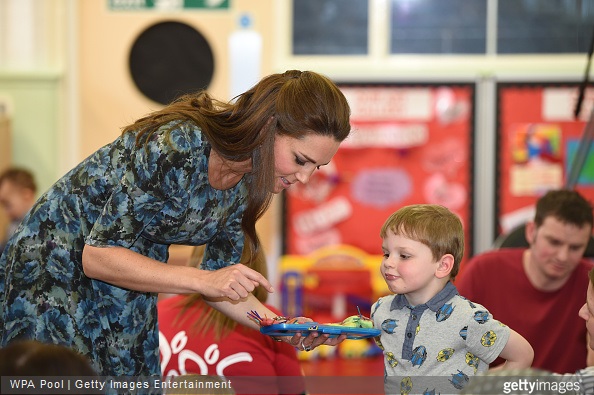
[0,114,10,242]
[0,71,61,195]
[0,0,590,275]
[0,0,67,195]
[77,0,276,160]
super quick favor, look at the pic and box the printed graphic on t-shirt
[159,330,253,376]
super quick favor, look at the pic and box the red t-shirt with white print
[158,295,306,395]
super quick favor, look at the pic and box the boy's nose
[383,256,396,268]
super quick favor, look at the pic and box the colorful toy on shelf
[280,271,303,318]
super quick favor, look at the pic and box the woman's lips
[281,177,292,188]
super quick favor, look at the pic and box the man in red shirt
[456,189,594,373]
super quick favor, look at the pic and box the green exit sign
[109,0,229,10]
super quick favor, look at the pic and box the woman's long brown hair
[122,70,351,264]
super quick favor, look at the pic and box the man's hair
[534,189,593,229]
[380,204,465,280]
[0,167,36,193]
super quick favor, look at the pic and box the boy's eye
[400,254,410,260]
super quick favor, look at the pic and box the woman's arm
[203,293,283,330]
[490,329,534,371]
[83,244,347,349]
[82,244,272,300]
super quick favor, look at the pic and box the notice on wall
[497,84,594,233]
[508,123,563,196]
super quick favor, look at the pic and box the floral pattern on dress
[0,121,247,376]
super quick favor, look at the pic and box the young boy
[371,204,533,394]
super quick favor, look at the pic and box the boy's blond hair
[380,204,464,280]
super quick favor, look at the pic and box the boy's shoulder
[371,291,495,318]
[454,293,490,312]
[372,294,398,308]
[452,294,508,330]
[371,294,399,318]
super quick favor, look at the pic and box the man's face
[0,180,34,221]
[526,216,592,281]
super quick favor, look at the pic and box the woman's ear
[435,254,454,279]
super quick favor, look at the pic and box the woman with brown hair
[0,70,351,377]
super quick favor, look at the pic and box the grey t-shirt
[372,281,511,394]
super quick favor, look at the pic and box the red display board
[496,83,594,235]
[283,83,475,261]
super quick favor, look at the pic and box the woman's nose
[295,168,314,184]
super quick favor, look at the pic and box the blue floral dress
[0,120,247,376]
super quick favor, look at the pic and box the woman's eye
[295,157,306,166]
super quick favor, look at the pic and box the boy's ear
[435,254,454,279]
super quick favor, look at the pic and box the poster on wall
[496,83,594,235]
[282,83,475,261]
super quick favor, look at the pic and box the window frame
[273,0,588,80]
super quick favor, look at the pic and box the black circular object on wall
[129,21,215,105]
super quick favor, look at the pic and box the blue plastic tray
[260,322,380,340]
